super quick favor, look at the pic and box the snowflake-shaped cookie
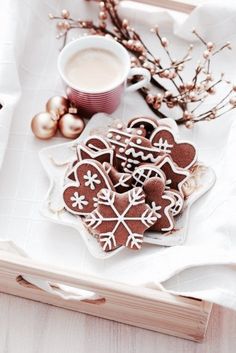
[84,187,157,251]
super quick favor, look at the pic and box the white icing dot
[121,162,125,167]
[112,145,116,149]
[137,129,143,135]
[140,124,145,128]
[126,128,132,133]
[116,135,121,141]
[119,147,124,153]
[107,132,113,138]
[125,138,130,144]
[136,138,142,145]
[117,123,123,129]
[127,164,132,168]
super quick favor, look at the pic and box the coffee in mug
[65,48,123,92]
[58,36,151,115]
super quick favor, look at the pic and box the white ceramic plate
[39,113,216,259]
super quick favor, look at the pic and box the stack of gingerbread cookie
[63,117,197,252]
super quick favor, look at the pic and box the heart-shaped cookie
[150,127,197,169]
[63,160,114,215]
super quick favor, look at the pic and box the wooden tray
[0,0,212,342]
[0,249,212,341]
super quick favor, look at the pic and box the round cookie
[132,164,166,187]
[127,116,159,138]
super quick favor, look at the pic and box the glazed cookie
[85,187,158,251]
[63,160,114,215]
[150,127,197,169]
[84,135,112,152]
[156,155,189,194]
[143,177,175,232]
[127,116,159,138]
[105,124,146,170]
[103,162,133,193]
[132,164,166,187]
[123,135,161,173]
[167,189,184,217]
[77,144,115,165]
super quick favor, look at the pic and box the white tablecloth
[1,0,236,309]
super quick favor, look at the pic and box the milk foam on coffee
[65,48,123,91]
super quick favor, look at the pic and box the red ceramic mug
[57,36,151,116]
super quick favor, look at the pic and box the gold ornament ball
[58,113,85,139]
[46,96,69,120]
[31,112,58,140]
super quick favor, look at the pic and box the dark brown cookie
[84,187,157,251]
[63,160,114,215]
[150,127,197,169]
[103,162,133,193]
[143,177,175,232]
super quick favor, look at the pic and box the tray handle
[16,275,106,304]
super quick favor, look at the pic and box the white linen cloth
[1,0,236,308]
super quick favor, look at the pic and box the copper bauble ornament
[58,113,85,139]
[46,96,69,120]
[31,112,58,140]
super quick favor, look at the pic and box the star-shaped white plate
[39,113,216,259]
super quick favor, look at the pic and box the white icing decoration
[93,196,99,208]
[150,202,162,219]
[114,174,131,188]
[125,147,157,163]
[117,123,123,129]
[70,192,88,210]
[153,137,173,153]
[162,195,175,231]
[125,138,130,144]
[137,129,143,135]
[136,138,142,145]
[84,170,101,190]
[165,179,172,189]
[85,188,157,250]
[77,145,114,166]
[119,147,124,153]
[168,191,184,216]
[116,135,121,141]
[107,133,113,138]
[132,166,166,187]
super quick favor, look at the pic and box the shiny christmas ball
[31,112,58,140]
[46,96,69,120]
[58,113,85,139]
